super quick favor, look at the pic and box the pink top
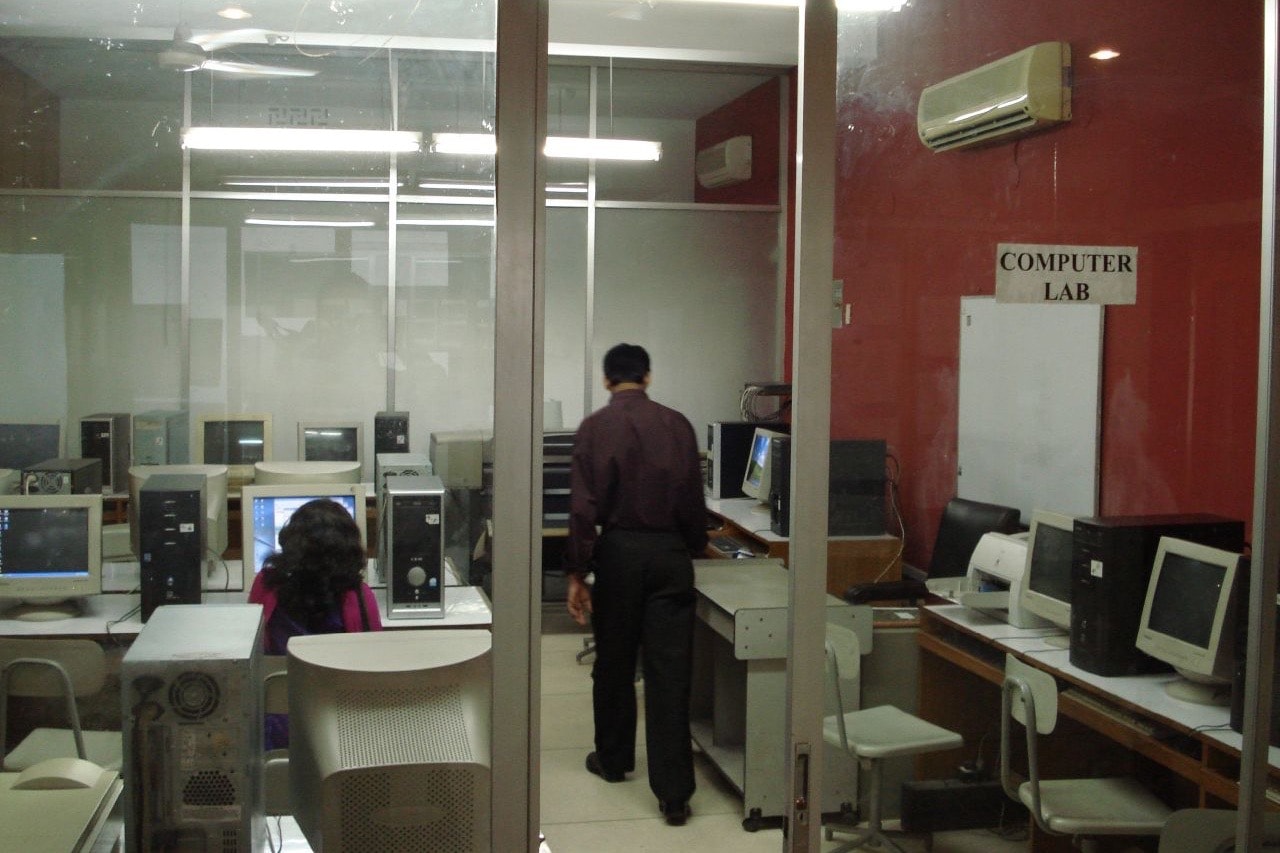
[247,571,383,645]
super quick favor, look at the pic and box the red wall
[694,76,782,205]
[814,4,1263,569]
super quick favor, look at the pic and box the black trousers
[589,529,696,804]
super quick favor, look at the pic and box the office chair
[843,495,1021,604]
[262,655,290,816]
[1158,808,1280,852]
[823,624,963,852]
[1001,654,1171,852]
[0,637,122,771]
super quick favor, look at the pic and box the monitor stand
[1165,671,1232,707]
[1043,633,1069,649]
[1,597,86,622]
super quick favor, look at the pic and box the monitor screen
[203,419,269,467]
[1018,509,1076,634]
[0,422,62,471]
[299,423,362,464]
[741,427,785,502]
[0,494,103,620]
[1136,536,1242,705]
[240,484,367,578]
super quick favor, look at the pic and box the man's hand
[566,574,593,626]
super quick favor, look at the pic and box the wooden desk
[916,604,1280,850]
[705,497,902,598]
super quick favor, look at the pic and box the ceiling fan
[157,26,318,78]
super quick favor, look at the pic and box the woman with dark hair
[248,498,381,747]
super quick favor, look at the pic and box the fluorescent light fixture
[183,127,422,153]
[217,5,252,19]
[415,179,588,195]
[431,133,660,161]
[1090,48,1120,61]
[244,216,377,228]
[223,176,400,189]
[399,218,496,227]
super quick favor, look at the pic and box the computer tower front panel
[384,475,446,619]
[139,474,205,621]
[80,413,131,494]
[374,410,410,454]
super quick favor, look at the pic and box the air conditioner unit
[696,135,752,188]
[917,41,1071,152]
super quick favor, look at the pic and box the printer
[958,531,1050,629]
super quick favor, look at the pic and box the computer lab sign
[996,243,1137,304]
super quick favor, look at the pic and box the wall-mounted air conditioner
[696,135,752,188]
[917,41,1071,152]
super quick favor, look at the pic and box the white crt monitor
[253,460,361,486]
[1136,536,1244,706]
[289,629,491,852]
[195,413,272,484]
[741,427,787,503]
[127,464,229,561]
[240,483,368,579]
[0,493,103,621]
[1017,509,1076,643]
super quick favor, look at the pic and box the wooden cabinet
[705,497,901,598]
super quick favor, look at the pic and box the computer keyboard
[1061,688,1159,736]
[711,535,745,554]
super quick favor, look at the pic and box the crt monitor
[1135,535,1244,707]
[741,427,787,504]
[253,460,362,486]
[240,483,368,581]
[195,414,273,484]
[298,421,364,467]
[127,464,229,563]
[0,493,103,621]
[0,421,62,471]
[289,629,491,852]
[1018,509,1076,645]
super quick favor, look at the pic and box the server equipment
[382,475,446,619]
[80,412,131,494]
[133,410,189,465]
[769,437,886,537]
[21,457,103,495]
[374,410,410,454]
[138,473,205,621]
[543,431,574,527]
[122,604,264,853]
[1069,513,1244,676]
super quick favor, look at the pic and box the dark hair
[260,498,366,632]
[603,343,650,386]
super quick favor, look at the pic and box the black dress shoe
[585,752,624,783]
[659,800,690,826]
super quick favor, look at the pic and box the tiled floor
[537,624,1031,853]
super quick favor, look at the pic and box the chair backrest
[0,638,106,698]
[263,655,288,715]
[824,624,861,750]
[928,497,1023,579]
[1000,653,1060,832]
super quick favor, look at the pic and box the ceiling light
[245,216,377,227]
[184,127,422,153]
[1090,48,1120,61]
[223,176,400,189]
[217,5,253,20]
[431,133,662,161]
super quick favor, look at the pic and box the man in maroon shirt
[564,343,708,826]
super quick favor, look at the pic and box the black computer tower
[80,412,131,494]
[374,410,410,454]
[1069,514,1245,676]
[1229,561,1280,746]
[769,437,886,537]
[138,474,205,621]
[21,457,103,495]
[383,475,445,619]
[707,422,781,500]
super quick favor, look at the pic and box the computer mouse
[11,757,107,791]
